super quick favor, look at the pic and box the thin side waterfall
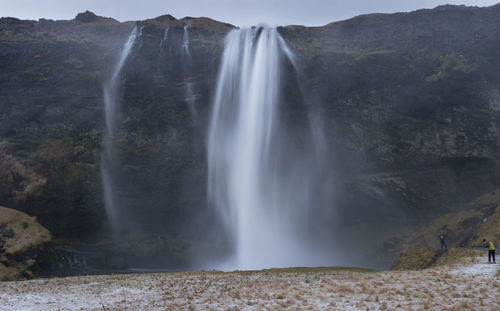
[101,26,138,232]
[181,24,197,121]
[185,81,198,121]
[160,26,169,47]
[207,27,332,270]
[182,25,190,59]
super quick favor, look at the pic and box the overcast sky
[1,0,498,26]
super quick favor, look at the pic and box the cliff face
[0,14,232,240]
[1,4,500,258]
[282,4,500,221]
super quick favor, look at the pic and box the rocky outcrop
[0,206,54,280]
[73,10,118,24]
[385,188,500,267]
[391,248,440,270]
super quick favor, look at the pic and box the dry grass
[0,206,51,255]
[467,207,500,247]
[259,266,375,274]
[391,248,439,270]
[0,206,52,281]
[433,248,482,267]
[0,255,498,311]
[0,265,19,281]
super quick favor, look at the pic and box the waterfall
[101,26,138,232]
[160,26,169,47]
[207,27,332,270]
[181,24,197,121]
[184,81,198,121]
[182,25,190,59]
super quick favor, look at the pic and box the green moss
[469,189,500,207]
[37,134,99,196]
[391,248,439,270]
[425,53,475,82]
[467,206,500,247]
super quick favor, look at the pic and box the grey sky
[1,0,498,26]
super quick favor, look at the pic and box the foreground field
[0,255,498,311]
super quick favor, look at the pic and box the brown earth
[0,254,498,310]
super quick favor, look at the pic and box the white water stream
[207,27,331,270]
[101,26,139,231]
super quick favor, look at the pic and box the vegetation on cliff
[388,188,500,270]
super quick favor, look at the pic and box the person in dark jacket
[439,234,447,250]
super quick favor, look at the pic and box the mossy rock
[468,189,500,207]
[386,208,484,252]
[384,189,500,257]
[467,206,500,247]
[391,248,439,270]
[0,206,53,281]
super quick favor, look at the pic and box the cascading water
[207,27,333,270]
[182,25,190,59]
[101,26,138,232]
[160,26,169,47]
[181,24,197,121]
[185,81,198,121]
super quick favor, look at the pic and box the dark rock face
[281,4,500,222]
[1,5,500,267]
[0,16,134,238]
[0,12,233,260]
[73,11,118,24]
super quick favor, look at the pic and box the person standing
[439,234,447,250]
[482,239,496,264]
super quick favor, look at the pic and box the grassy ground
[0,255,498,310]
[433,248,483,267]
[259,266,376,274]
[391,248,440,270]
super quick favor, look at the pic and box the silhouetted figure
[483,239,496,264]
[439,234,447,250]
